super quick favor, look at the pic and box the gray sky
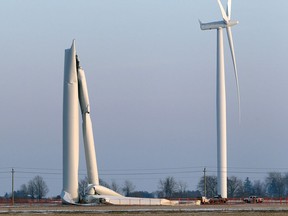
[0,0,288,197]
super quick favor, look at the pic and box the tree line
[198,172,288,198]
[78,176,201,199]
[5,175,49,199]
[4,171,288,199]
[87,172,288,199]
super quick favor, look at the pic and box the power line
[1,166,288,179]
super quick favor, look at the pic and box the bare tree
[266,172,285,198]
[228,176,243,198]
[174,180,190,198]
[27,179,36,198]
[33,176,49,199]
[284,173,288,196]
[27,176,49,199]
[20,184,28,197]
[99,179,111,189]
[122,180,135,196]
[111,180,120,193]
[178,180,188,194]
[158,176,178,198]
[197,175,217,198]
[253,180,266,197]
[78,176,89,197]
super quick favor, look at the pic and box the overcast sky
[0,0,288,197]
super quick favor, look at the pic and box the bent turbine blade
[226,0,232,20]
[78,67,100,186]
[226,27,241,121]
[217,0,229,22]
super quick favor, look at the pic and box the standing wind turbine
[199,0,240,198]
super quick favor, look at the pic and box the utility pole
[11,168,15,206]
[203,167,207,197]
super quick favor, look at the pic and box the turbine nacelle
[199,20,238,31]
[199,0,240,121]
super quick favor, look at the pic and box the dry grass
[1,204,288,216]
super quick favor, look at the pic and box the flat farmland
[1,204,288,216]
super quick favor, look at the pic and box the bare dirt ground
[1,204,288,216]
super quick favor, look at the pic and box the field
[1,204,288,216]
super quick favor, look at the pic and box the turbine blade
[226,27,241,122]
[217,0,229,22]
[198,19,204,30]
[226,0,232,20]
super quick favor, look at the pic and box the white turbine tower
[62,40,178,205]
[199,0,240,198]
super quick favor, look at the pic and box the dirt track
[2,213,287,216]
[1,204,288,215]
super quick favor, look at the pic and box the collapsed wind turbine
[62,40,122,204]
[199,0,240,198]
[62,40,178,205]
